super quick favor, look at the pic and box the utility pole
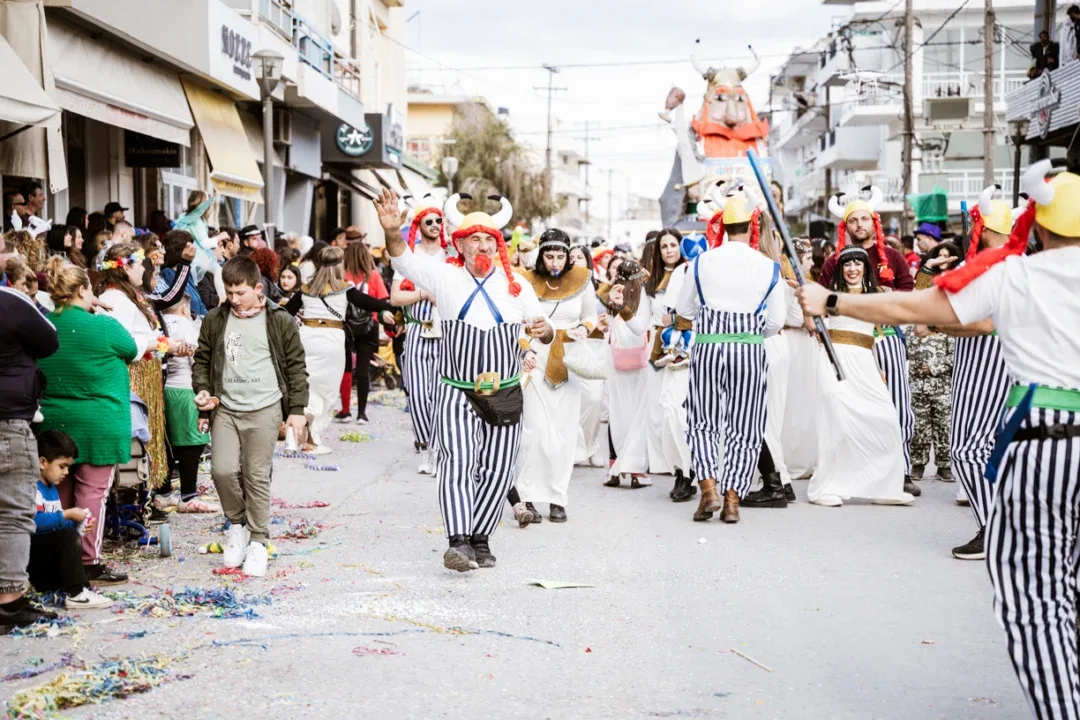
[901,0,915,236]
[607,168,614,241]
[574,121,598,224]
[983,0,996,187]
[535,64,566,218]
[823,85,832,218]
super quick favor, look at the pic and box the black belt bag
[461,386,523,427]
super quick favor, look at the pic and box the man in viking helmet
[819,187,919,496]
[390,192,448,476]
[376,188,554,572]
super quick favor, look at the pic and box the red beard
[472,254,493,275]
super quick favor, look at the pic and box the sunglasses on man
[423,217,443,227]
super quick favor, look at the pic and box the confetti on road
[280,519,324,540]
[105,587,271,620]
[271,497,331,509]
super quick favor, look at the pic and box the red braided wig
[836,213,892,283]
[706,210,725,248]
[749,208,762,250]
[400,208,449,291]
[935,200,1034,294]
[965,205,985,262]
[451,225,521,296]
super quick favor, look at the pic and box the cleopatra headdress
[827,185,893,284]
[443,192,521,297]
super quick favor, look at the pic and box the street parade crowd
[1,159,1079,719]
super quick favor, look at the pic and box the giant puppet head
[443,192,521,296]
[689,40,770,158]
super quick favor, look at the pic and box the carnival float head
[443,192,521,296]
[689,40,770,157]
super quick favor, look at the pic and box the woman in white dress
[808,246,913,507]
[781,240,820,479]
[516,230,599,522]
[568,245,606,468]
[602,257,653,488]
[284,246,393,454]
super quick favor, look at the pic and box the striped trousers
[874,334,915,475]
[401,332,440,450]
[949,335,1010,527]
[433,383,522,538]
[686,310,768,497]
[986,408,1080,720]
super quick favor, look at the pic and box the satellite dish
[330,3,342,35]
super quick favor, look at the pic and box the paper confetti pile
[5,654,184,719]
[368,389,406,409]
[11,616,81,640]
[105,586,271,620]
[271,497,331,509]
[279,518,323,540]
[340,432,375,443]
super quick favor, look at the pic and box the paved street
[2,392,1027,719]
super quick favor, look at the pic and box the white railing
[921,72,1028,103]
[940,169,1015,198]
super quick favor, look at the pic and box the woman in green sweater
[36,257,138,586]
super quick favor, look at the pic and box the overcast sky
[402,0,850,219]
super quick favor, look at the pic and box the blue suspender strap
[693,257,705,306]
[984,383,1036,483]
[457,273,505,324]
[754,262,781,315]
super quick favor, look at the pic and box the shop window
[161,139,198,220]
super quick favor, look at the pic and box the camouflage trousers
[910,373,952,473]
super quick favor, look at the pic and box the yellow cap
[981,199,1013,235]
[842,200,873,222]
[722,193,754,225]
[456,212,499,232]
[1035,172,1080,238]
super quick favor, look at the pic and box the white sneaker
[153,491,179,511]
[242,541,268,577]
[65,588,113,609]
[418,449,434,475]
[810,494,843,507]
[872,493,915,506]
[223,524,251,568]
[310,444,333,456]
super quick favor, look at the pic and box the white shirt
[391,250,542,330]
[947,247,1080,389]
[674,242,786,338]
[98,288,158,356]
[163,314,198,389]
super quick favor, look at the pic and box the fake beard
[473,254,493,275]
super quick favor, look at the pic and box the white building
[770,0,1050,232]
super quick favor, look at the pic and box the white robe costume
[646,265,693,475]
[608,292,653,476]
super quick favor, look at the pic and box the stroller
[104,393,171,557]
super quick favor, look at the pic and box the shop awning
[0,33,59,129]
[49,21,193,146]
[324,169,381,201]
[239,110,285,167]
[182,78,264,204]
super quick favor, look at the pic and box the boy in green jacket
[193,256,308,577]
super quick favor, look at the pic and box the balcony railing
[937,169,1015,199]
[294,15,332,77]
[921,71,1028,103]
[334,55,362,100]
[258,0,294,40]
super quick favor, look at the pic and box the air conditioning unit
[923,97,972,123]
[273,108,292,145]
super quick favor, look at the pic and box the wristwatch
[825,293,840,317]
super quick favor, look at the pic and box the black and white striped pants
[874,334,915,474]
[433,383,521,538]
[686,311,768,497]
[949,335,1010,527]
[986,408,1080,720]
[401,332,440,450]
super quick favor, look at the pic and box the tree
[436,109,563,226]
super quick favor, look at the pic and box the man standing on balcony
[1029,30,1060,79]
[1061,5,1080,66]
[820,189,920,497]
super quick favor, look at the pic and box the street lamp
[441,155,459,196]
[254,49,284,231]
[1008,118,1030,206]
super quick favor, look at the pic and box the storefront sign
[220,24,253,82]
[124,130,181,168]
[336,121,374,157]
[1030,71,1061,139]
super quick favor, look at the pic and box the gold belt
[303,318,344,330]
[829,329,875,350]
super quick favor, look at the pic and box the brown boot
[693,478,721,522]
[720,490,740,524]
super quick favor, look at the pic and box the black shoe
[910,465,925,481]
[671,470,697,503]
[444,535,479,572]
[333,411,351,423]
[903,476,922,497]
[146,506,169,525]
[743,472,788,508]
[85,564,129,586]
[952,527,986,560]
[937,466,954,482]
[469,535,497,568]
[783,483,796,502]
[0,596,57,631]
[549,504,567,523]
[525,502,542,524]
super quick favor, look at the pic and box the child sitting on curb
[30,431,112,609]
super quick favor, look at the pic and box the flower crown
[97,248,145,272]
